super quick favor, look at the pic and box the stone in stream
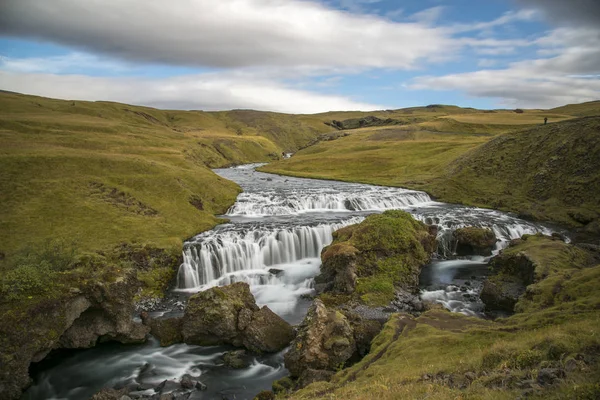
[453,227,497,256]
[223,350,250,369]
[284,299,356,385]
[143,282,294,353]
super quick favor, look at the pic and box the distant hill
[434,116,600,233]
[550,100,600,117]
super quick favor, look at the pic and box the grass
[262,108,600,230]
[289,236,600,400]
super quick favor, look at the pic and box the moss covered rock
[318,210,436,306]
[453,227,497,256]
[181,282,293,352]
[284,299,356,380]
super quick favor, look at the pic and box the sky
[0,0,599,113]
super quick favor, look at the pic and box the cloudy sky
[0,0,599,113]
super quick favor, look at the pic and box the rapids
[24,164,562,400]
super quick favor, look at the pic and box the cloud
[0,52,133,74]
[410,27,600,108]
[0,0,456,70]
[0,70,384,113]
[515,0,600,28]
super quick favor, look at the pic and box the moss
[272,377,294,394]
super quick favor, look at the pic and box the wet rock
[318,243,359,294]
[179,374,197,389]
[181,282,293,352]
[195,381,207,391]
[145,317,183,347]
[481,251,536,313]
[284,299,356,378]
[223,350,250,369]
[243,306,295,353]
[90,388,130,400]
[537,368,565,386]
[453,227,497,256]
[182,282,258,346]
[390,289,424,313]
[155,379,179,393]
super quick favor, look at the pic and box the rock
[243,306,295,353]
[146,317,183,347]
[464,372,477,381]
[155,379,179,393]
[195,381,207,391]
[344,312,383,357]
[179,374,196,389]
[391,289,424,313]
[223,350,250,369]
[182,282,293,352]
[480,251,536,313]
[284,299,356,378]
[90,388,130,400]
[453,227,497,256]
[297,368,335,388]
[182,282,259,346]
[267,268,283,275]
[318,243,359,294]
[537,368,565,386]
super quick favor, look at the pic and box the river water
[24,164,560,400]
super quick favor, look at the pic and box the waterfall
[414,209,555,258]
[226,187,432,216]
[177,217,364,289]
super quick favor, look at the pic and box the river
[24,164,560,400]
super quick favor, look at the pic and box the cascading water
[25,164,565,400]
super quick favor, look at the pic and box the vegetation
[289,236,600,400]
[320,210,435,306]
[262,107,600,231]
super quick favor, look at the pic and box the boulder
[182,282,293,352]
[480,251,536,313]
[284,299,356,378]
[182,282,259,346]
[318,243,359,294]
[223,350,250,369]
[243,306,295,353]
[147,317,183,347]
[453,227,497,256]
[297,368,335,388]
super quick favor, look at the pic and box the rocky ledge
[142,282,294,353]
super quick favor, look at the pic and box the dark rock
[242,306,295,353]
[223,350,250,369]
[90,388,130,400]
[181,283,293,352]
[267,268,283,275]
[481,251,536,313]
[179,374,197,389]
[464,372,477,381]
[318,243,359,294]
[155,380,179,393]
[390,289,424,313]
[146,317,183,347]
[182,282,258,346]
[195,381,207,391]
[453,227,497,256]
[284,299,356,378]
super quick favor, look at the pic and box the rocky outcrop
[284,300,356,384]
[317,210,436,306]
[144,283,294,353]
[0,269,148,400]
[480,248,536,313]
[453,227,497,256]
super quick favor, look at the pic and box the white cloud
[0,70,384,113]
[0,0,456,70]
[410,27,600,108]
[0,53,133,74]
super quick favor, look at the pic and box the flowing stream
[24,164,561,400]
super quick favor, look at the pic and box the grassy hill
[263,106,600,233]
